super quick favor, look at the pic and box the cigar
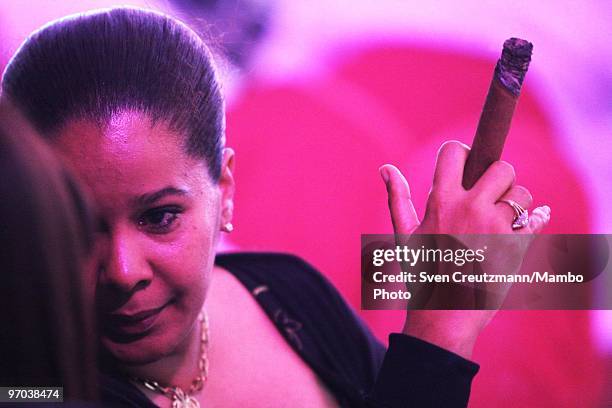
[462,38,533,190]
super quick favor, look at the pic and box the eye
[137,206,182,234]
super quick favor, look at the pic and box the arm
[379,141,550,360]
[367,334,479,408]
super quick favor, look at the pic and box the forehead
[50,111,211,208]
[54,110,182,162]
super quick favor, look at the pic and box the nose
[98,226,152,293]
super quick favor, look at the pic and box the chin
[101,328,180,366]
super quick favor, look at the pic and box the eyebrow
[133,187,189,206]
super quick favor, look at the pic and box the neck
[123,318,202,391]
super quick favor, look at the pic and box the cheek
[82,238,108,303]
[150,213,218,297]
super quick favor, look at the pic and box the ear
[219,147,235,230]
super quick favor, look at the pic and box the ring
[500,199,529,230]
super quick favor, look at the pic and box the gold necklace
[133,311,209,408]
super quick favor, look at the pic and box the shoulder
[215,251,385,381]
[214,252,335,296]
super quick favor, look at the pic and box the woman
[1,7,550,407]
[0,102,98,402]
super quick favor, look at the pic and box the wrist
[401,310,489,359]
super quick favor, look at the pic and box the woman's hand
[379,141,551,359]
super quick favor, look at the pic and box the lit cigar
[462,38,533,189]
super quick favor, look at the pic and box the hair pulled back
[2,7,225,180]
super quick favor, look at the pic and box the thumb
[380,164,420,234]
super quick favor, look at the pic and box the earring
[222,222,234,233]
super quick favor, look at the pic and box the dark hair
[1,7,225,181]
[0,102,98,400]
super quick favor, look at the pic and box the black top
[100,253,479,407]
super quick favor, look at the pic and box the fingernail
[542,205,551,214]
[379,166,390,183]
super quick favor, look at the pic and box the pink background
[1,1,610,406]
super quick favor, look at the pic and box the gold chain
[133,310,209,407]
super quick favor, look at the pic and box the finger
[380,164,420,234]
[471,160,515,202]
[495,185,533,222]
[433,141,470,191]
[525,205,551,234]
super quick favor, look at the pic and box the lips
[102,301,171,337]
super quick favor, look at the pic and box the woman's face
[51,111,234,364]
